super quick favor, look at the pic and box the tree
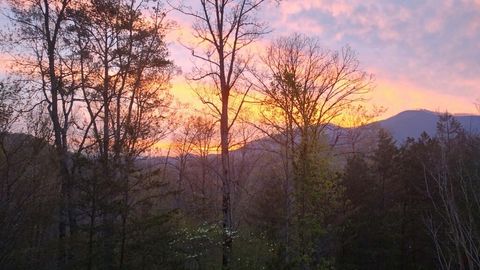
[4,0,79,266]
[254,34,373,267]
[0,82,60,269]
[174,115,218,220]
[338,153,374,269]
[396,133,438,269]
[336,104,385,156]
[67,0,174,268]
[190,115,217,212]
[172,117,196,209]
[370,129,400,269]
[171,114,217,213]
[371,129,398,211]
[170,0,270,267]
[424,114,480,270]
[339,129,401,270]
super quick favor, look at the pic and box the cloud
[267,0,480,110]
[0,53,15,75]
[165,0,480,116]
[372,77,478,118]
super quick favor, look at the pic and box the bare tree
[169,0,271,267]
[336,104,385,156]
[424,156,480,270]
[171,114,220,223]
[254,34,373,266]
[191,115,217,198]
[172,116,197,209]
[4,0,80,266]
[424,114,480,270]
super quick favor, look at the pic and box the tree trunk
[102,30,114,269]
[46,24,71,270]
[220,93,233,269]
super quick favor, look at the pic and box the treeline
[1,0,480,270]
[220,113,480,270]
[339,114,480,270]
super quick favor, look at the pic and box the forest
[1,0,480,269]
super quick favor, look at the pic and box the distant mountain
[373,110,480,143]
[240,110,480,157]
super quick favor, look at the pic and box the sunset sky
[167,0,480,119]
[0,0,479,119]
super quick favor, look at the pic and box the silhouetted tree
[255,33,373,268]
[170,0,271,267]
[67,0,174,268]
[5,0,80,266]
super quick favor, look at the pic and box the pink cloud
[0,53,15,75]
[168,0,480,117]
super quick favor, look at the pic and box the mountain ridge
[373,109,480,142]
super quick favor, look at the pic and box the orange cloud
[0,53,15,74]
[372,78,478,119]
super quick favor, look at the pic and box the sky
[167,0,480,119]
[0,0,479,120]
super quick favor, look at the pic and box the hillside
[375,110,480,142]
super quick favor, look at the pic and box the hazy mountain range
[4,110,480,160]
[374,109,480,142]
[242,109,480,158]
